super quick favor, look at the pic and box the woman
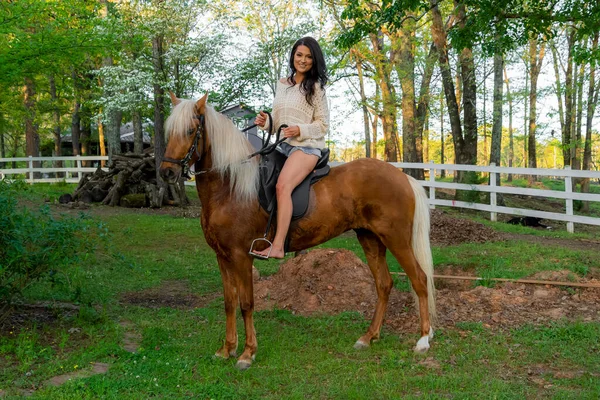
[251,36,329,259]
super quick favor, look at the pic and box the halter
[162,114,206,177]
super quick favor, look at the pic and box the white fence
[0,155,109,183]
[391,161,600,233]
[2,156,600,233]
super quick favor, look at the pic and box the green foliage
[455,171,486,202]
[0,180,105,320]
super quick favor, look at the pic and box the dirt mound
[430,210,505,246]
[254,249,379,315]
[254,250,600,332]
[120,280,217,309]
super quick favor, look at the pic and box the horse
[159,93,436,370]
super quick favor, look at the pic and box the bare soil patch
[120,280,218,309]
[254,249,600,332]
[0,303,79,336]
[44,362,109,387]
[430,210,506,246]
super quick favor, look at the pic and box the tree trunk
[490,51,503,183]
[97,117,106,167]
[528,37,545,172]
[573,58,585,171]
[49,74,63,177]
[355,58,371,158]
[398,17,423,179]
[455,2,478,182]
[523,61,528,168]
[430,0,465,174]
[372,85,380,159]
[504,67,514,182]
[103,55,122,161]
[153,34,167,205]
[133,109,143,154]
[370,32,398,162]
[440,91,446,178]
[551,42,566,149]
[0,113,5,168]
[582,32,599,213]
[24,77,40,177]
[80,116,91,166]
[100,0,120,162]
[563,28,576,167]
[416,43,437,161]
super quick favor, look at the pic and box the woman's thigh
[277,150,319,190]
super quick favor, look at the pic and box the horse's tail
[407,175,437,325]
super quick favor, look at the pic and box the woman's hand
[254,111,267,128]
[282,126,300,138]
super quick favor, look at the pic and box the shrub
[0,180,104,321]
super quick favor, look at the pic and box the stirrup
[249,237,273,259]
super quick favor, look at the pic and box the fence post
[564,165,574,233]
[77,155,83,182]
[28,155,34,184]
[429,161,436,209]
[490,162,497,222]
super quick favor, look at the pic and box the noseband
[163,114,206,177]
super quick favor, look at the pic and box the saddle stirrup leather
[249,199,277,259]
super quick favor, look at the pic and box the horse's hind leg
[385,242,433,353]
[354,229,393,349]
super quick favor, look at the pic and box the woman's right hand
[255,111,267,128]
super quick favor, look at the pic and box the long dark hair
[287,37,328,106]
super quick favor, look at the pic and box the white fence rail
[2,156,600,233]
[0,155,108,183]
[391,161,600,233]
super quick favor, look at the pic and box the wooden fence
[2,156,600,233]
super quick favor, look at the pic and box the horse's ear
[195,92,208,113]
[169,91,180,106]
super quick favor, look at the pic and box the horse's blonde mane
[165,99,258,202]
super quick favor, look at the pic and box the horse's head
[160,92,208,184]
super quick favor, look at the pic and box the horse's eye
[187,128,195,135]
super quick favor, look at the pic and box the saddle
[256,143,330,219]
[246,126,329,259]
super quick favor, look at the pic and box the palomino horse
[160,93,436,370]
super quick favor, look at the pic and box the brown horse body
[160,95,436,370]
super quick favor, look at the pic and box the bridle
[162,110,288,179]
[162,114,206,178]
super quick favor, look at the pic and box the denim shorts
[276,142,321,158]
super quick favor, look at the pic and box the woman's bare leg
[254,151,318,258]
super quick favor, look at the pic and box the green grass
[1,184,599,398]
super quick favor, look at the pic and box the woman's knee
[276,181,293,196]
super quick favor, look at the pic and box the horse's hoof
[414,336,430,354]
[235,360,252,370]
[214,350,237,360]
[353,340,370,350]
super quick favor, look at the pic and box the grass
[1,183,599,398]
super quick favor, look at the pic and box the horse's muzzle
[159,165,181,184]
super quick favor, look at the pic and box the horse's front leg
[214,256,239,359]
[232,251,257,370]
[214,252,257,370]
